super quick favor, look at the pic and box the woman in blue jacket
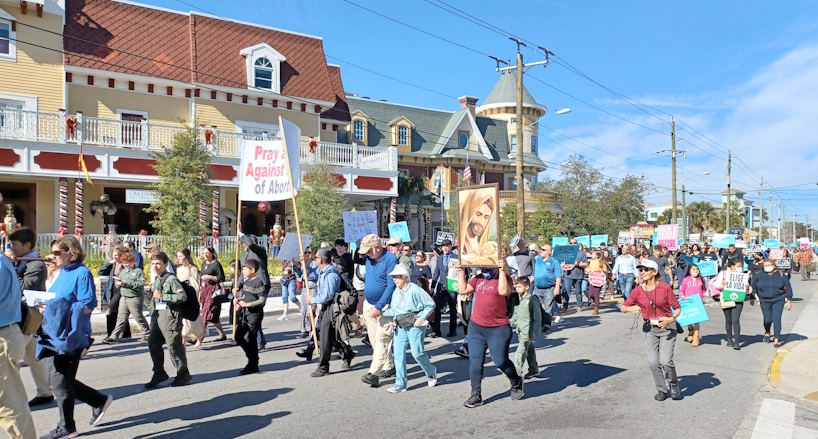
[41,236,113,439]
[383,264,437,394]
[752,259,793,347]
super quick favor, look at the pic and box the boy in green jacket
[104,252,150,343]
[510,278,542,379]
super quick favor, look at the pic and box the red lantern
[204,129,215,145]
[258,201,271,213]
[139,229,148,236]
[309,137,317,154]
[65,116,78,136]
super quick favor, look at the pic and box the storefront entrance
[0,182,36,230]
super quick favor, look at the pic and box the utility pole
[758,177,764,240]
[725,151,732,232]
[681,184,687,240]
[671,118,677,225]
[498,39,549,238]
[792,210,797,243]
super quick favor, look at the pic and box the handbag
[394,312,417,329]
[19,303,43,336]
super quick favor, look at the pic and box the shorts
[281,280,299,304]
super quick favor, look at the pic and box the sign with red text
[238,122,300,202]
[656,224,679,250]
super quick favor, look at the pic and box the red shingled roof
[64,0,341,104]
[321,65,351,122]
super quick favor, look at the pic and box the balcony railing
[0,108,397,171]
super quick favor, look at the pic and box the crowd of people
[0,225,813,438]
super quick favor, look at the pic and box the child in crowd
[233,259,267,375]
[679,263,707,347]
[510,278,543,379]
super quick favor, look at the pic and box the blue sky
[144,0,818,229]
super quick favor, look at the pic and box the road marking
[751,398,795,439]
[769,350,788,383]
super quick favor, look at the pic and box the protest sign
[591,234,609,247]
[769,249,785,260]
[747,244,763,254]
[651,232,658,247]
[552,236,570,246]
[388,221,411,242]
[238,132,300,202]
[589,270,606,287]
[697,260,718,277]
[688,233,701,244]
[735,240,747,249]
[800,237,810,249]
[763,239,780,249]
[458,184,500,267]
[730,227,743,239]
[575,235,591,247]
[630,223,655,239]
[775,258,791,270]
[552,244,580,265]
[676,295,709,326]
[277,233,312,261]
[722,271,749,302]
[446,258,459,292]
[342,210,378,244]
[617,231,634,246]
[436,231,455,245]
[656,224,679,250]
[712,233,736,248]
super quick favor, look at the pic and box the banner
[342,210,378,244]
[552,244,580,265]
[591,234,609,247]
[552,236,570,246]
[688,233,701,244]
[651,232,658,247]
[712,233,736,249]
[436,231,454,245]
[763,239,780,249]
[676,295,709,326]
[238,119,300,202]
[630,223,655,239]
[575,235,591,247]
[388,221,411,242]
[277,233,312,261]
[617,231,634,246]
[697,260,718,277]
[656,224,679,250]
[722,271,749,302]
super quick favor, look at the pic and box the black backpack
[159,274,200,321]
[336,273,358,315]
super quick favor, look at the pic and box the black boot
[296,347,314,362]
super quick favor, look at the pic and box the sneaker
[669,383,682,401]
[725,339,734,348]
[510,378,525,400]
[40,426,78,438]
[240,365,260,375]
[387,385,407,394]
[170,373,192,387]
[361,373,380,387]
[310,369,329,378]
[277,314,289,321]
[763,334,771,343]
[552,316,562,324]
[144,372,170,389]
[101,337,117,345]
[453,347,469,358]
[464,391,483,408]
[428,368,438,387]
[89,394,113,426]
[28,395,54,407]
[524,370,540,379]
[298,332,310,339]
[654,391,668,401]
[378,368,396,378]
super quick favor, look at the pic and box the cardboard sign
[342,210,378,244]
[769,249,785,260]
[676,295,709,326]
[775,258,791,270]
[764,239,780,249]
[589,270,606,287]
[656,224,679,250]
[617,231,634,246]
[436,231,454,245]
[552,244,580,265]
[688,233,701,244]
[697,260,718,277]
[388,221,411,242]
[552,236,570,246]
[277,233,312,261]
[712,233,736,249]
[591,234,609,247]
[575,235,591,248]
[722,271,749,302]
[238,118,300,202]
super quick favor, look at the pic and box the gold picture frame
[457,183,501,268]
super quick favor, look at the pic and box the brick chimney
[458,96,479,118]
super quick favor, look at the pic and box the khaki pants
[0,325,37,439]
[362,301,395,374]
[24,335,52,398]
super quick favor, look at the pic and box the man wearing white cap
[357,234,398,387]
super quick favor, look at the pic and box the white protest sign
[688,233,701,244]
[436,231,455,245]
[617,231,634,246]
[343,210,378,244]
[238,117,300,202]
[723,271,749,302]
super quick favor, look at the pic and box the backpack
[159,274,200,321]
[336,273,358,315]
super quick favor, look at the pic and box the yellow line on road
[769,350,787,383]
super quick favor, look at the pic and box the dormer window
[254,58,273,90]
[240,43,286,94]
[0,10,16,61]
[353,120,365,142]
[397,126,408,145]
[388,115,415,150]
[351,110,370,145]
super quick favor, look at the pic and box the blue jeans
[281,280,298,304]
[393,326,436,388]
[467,322,520,394]
[617,273,635,299]
[760,298,786,340]
[564,277,583,308]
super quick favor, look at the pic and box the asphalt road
[22,277,817,439]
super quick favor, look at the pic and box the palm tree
[687,201,717,233]
[656,208,673,225]
[397,174,438,247]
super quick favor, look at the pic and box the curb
[767,339,818,402]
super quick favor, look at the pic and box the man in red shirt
[621,259,682,402]
[457,259,524,408]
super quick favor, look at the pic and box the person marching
[679,264,707,347]
[620,259,682,402]
[718,259,753,350]
[510,277,542,379]
[382,264,437,393]
[103,252,150,343]
[586,250,608,315]
[145,252,192,389]
[232,259,267,375]
[753,259,793,347]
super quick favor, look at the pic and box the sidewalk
[768,278,818,401]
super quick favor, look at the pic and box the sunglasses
[637,267,654,272]
[402,249,411,252]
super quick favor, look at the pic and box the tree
[500,200,560,244]
[398,174,438,246]
[716,199,746,232]
[296,162,348,244]
[148,127,211,251]
[686,201,718,233]
[656,208,673,225]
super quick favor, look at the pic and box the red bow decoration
[212,230,220,239]
[309,137,317,154]
[258,201,271,213]
[138,229,148,236]
[58,226,67,236]
[65,116,78,136]
[204,129,215,145]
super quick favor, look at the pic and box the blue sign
[552,244,580,265]
[575,235,591,247]
[591,234,609,247]
[730,227,743,238]
[676,295,709,326]
[697,260,718,277]
[652,232,658,247]
[712,233,736,249]
[387,221,411,242]
[763,239,780,249]
[552,236,569,246]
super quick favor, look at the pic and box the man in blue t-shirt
[532,244,564,323]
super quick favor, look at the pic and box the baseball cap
[636,259,659,271]
[389,265,410,277]
[441,239,453,247]
[386,237,403,246]
[358,234,381,254]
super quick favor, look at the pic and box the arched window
[254,57,273,90]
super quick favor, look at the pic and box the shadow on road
[87,389,293,436]
[503,359,625,402]
[131,412,290,439]
[679,372,721,397]
[699,332,807,347]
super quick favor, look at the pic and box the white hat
[389,265,410,277]
[636,259,659,271]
